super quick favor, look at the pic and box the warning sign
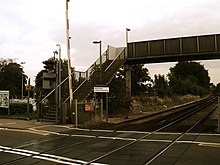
[85,104,93,111]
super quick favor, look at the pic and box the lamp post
[93,40,102,84]
[125,28,131,97]
[53,50,59,124]
[56,44,62,116]
[20,62,25,100]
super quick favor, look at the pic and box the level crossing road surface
[0,119,220,165]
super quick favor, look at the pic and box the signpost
[94,87,109,122]
[94,87,109,93]
[0,90,9,115]
[0,91,9,108]
[85,103,93,111]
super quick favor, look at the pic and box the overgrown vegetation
[108,61,213,116]
[131,95,200,114]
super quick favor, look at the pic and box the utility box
[42,72,56,89]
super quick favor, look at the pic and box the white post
[75,99,78,128]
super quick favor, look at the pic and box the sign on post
[94,87,109,93]
[85,103,93,111]
[0,91,9,108]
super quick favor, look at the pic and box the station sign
[94,87,109,93]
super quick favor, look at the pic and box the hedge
[0,103,33,115]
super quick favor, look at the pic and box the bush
[0,103,33,115]
[109,97,132,115]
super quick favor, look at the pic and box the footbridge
[72,33,220,101]
[126,33,220,64]
[40,33,220,122]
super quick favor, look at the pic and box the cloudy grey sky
[0,0,220,85]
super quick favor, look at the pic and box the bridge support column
[125,64,132,97]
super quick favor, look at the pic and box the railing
[63,50,108,103]
[74,50,108,81]
[40,46,126,107]
[105,47,126,72]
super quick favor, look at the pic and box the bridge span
[126,33,220,64]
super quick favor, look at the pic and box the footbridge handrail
[104,47,126,72]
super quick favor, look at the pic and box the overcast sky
[1,0,220,85]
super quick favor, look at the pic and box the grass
[131,94,201,114]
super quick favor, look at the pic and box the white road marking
[71,134,96,138]
[32,156,80,165]
[177,140,220,146]
[0,145,107,165]
[140,139,172,143]
[117,130,150,134]
[0,146,12,150]
[198,142,220,148]
[4,150,32,156]
[0,128,50,136]
[184,132,218,136]
[7,122,17,125]
[41,153,87,164]
[98,136,136,141]
[154,132,182,135]
[12,148,40,155]
[91,129,114,133]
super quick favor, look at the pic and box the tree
[212,83,220,96]
[35,58,74,103]
[168,61,210,96]
[131,64,152,96]
[108,67,131,115]
[0,58,27,98]
[42,57,56,73]
[108,64,152,114]
[154,74,172,98]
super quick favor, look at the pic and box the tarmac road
[0,119,220,165]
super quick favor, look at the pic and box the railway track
[90,95,217,132]
[85,96,219,164]
[2,96,219,164]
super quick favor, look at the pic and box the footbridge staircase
[70,46,126,101]
[39,46,127,122]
